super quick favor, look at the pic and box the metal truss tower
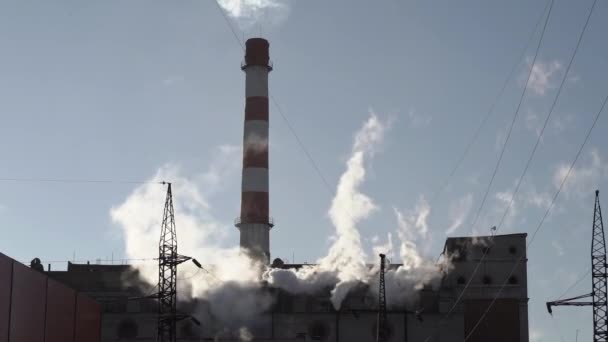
[377,253,388,342]
[547,190,608,342]
[157,182,200,342]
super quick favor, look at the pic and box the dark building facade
[43,233,528,342]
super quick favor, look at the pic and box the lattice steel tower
[592,190,608,341]
[377,253,388,342]
[547,190,608,342]
[157,182,196,342]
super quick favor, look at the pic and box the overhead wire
[423,0,603,338]
[428,0,553,207]
[438,0,555,323]
[25,257,158,265]
[212,0,245,50]
[465,65,607,341]
[493,0,601,233]
[177,268,203,281]
[211,1,338,199]
[270,94,335,195]
[463,0,554,240]
[462,0,601,338]
[457,0,601,328]
[557,267,591,300]
[210,5,604,341]
[0,177,162,185]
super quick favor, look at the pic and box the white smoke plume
[371,233,395,260]
[111,157,271,334]
[217,0,291,28]
[265,113,386,308]
[386,198,447,306]
[264,113,448,309]
[113,113,447,334]
[239,327,253,341]
[445,193,474,235]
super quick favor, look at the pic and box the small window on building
[508,276,518,285]
[457,276,466,285]
[508,246,517,255]
[482,276,492,285]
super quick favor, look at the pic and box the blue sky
[1,0,608,340]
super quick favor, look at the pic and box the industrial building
[45,233,528,341]
[41,38,529,341]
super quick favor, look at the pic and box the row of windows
[453,245,519,261]
[456,275,520,286]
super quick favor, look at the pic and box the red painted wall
[75,293,101,342]
[0,254,101,342]
[0,254,12,342]
[465,299,520,342]
[45,278,76,342]
[10,262,47,342]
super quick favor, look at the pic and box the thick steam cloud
[111,113,448,336]
[265,113,447,309]
[111,161,271,334]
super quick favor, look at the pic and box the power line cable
[493,0,600,233]
[438,0,555,323]
[212,0,245,50]
[210,3,337,198]
[0,177,162,185]
[453,0,597,322]
[424,0,604,338]
[24,257,158,265]
[270,94,335,195]
[557,267,591,300]
[465,66,607,341]
[463,0,554,239]
[428,0,553,207]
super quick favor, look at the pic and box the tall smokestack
[236,38,274,263]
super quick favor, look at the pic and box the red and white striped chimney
[236,38,274,263]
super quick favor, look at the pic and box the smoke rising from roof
[264,113,384,308]
[265,113,447,308]
[111,113,447,335]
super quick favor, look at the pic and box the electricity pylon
[547,190,608,342]
[157,182,202,342]
[377,253,388,342]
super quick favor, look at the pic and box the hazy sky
[1,1,608,341]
